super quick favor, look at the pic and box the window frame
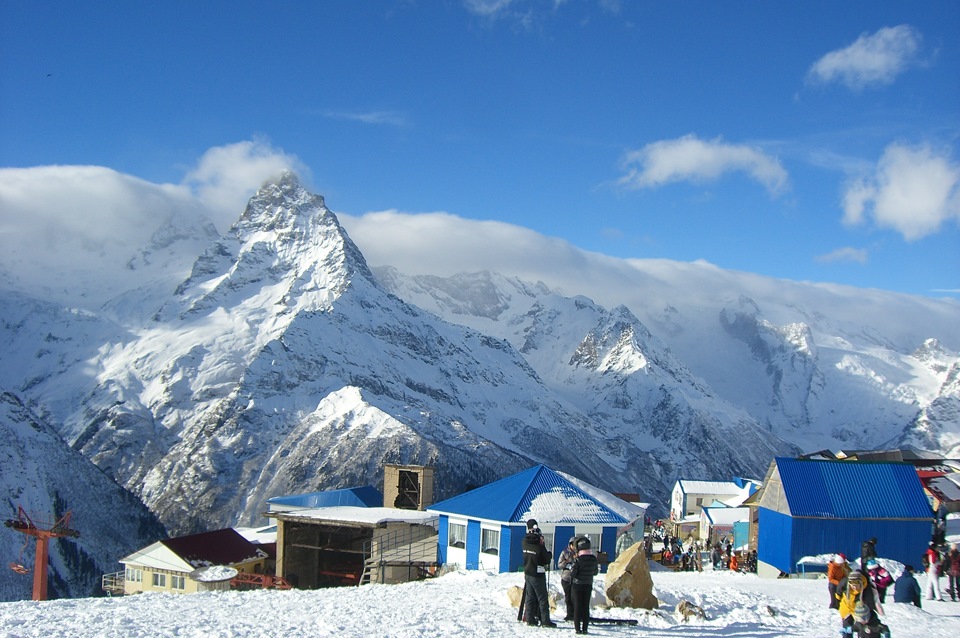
[448,522,467,549]
[480,528,500,555]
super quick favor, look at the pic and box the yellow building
[108,528,268,595]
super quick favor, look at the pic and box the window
[448,522,466,549]
[171,574,185,590]
[125,567,142,582]
[481,528,500,555]
[152,573,166,588]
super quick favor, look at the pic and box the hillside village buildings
[101,451,958,595]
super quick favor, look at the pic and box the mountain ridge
[1,173,956,560]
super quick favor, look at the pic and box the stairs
[358,524,439,586]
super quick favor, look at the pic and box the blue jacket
[893,571,921,604]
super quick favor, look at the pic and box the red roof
[161,528,263,567]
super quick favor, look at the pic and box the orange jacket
[828,561,849,585]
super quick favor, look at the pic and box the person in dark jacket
[893,565,922,608]
[947,544,959,601]
[522,519,556,627]
[860,537,878,571]
[569,537,599,635]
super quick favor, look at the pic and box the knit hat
[576,537,591,550]
[833,555,844,564]
[526,518,539,530]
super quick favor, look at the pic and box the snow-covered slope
[373,269,960,458]
[0,172,957,556]
[0,392,165,602]
[2,561,960,637]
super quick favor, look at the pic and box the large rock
[604,542,659,609]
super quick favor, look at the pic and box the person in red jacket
[865,559,893,603]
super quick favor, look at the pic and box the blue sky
[1,0,958,297]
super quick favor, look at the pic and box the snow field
[1,566,958,637]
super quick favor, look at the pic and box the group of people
[521,519,599,634]
[825,536,960,638]
[920,540,960,602]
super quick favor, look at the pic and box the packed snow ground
[1,563,958,637]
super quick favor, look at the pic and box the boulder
[604,542,659,609]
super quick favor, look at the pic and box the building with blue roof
[428,464,644,573]
[755,458,933,577]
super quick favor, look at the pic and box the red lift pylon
[4,506,80,601]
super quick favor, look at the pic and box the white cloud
[617,134,788,196]
[463,0,516,17]
[841,143,960,241]
[183,140,306,232]
[320,110,408,127]
[807,25,921,90]
[0,140,304,308]
[815,247,868,265]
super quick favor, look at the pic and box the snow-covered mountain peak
[165,174,376,321]
[911,338,957,375]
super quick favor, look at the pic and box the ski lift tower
[4,506,80,601]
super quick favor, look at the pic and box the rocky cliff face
[0,392,164,602]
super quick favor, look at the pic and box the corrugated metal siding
[776,458,932,519]
[512,467,630,524]
[789,517,930,570]
[758,507,794,573]
[429,465,630,525]
[429,466,539,521]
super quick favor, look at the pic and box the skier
[569,537,599,635]
[522,519,556,627]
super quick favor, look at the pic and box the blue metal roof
[429,464,632,524]
[267,486,383,509]
[775,457,932,519]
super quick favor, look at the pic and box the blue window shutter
[600,527,617,572]
[466,519,481,570]
[554,525,575,570]
[437,515,449,565]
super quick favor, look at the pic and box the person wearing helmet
[569,537,599,635]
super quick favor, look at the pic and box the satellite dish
[189,565,238,583]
